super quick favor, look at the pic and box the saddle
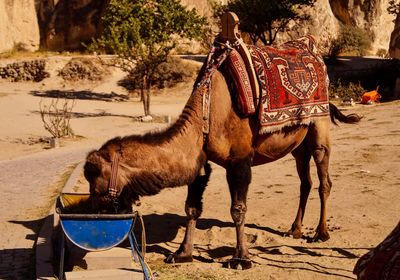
[220,12,259,116]
[198,12,330,134]
[221,13,330,133]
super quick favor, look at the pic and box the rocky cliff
[329,0,396,54]
[0,0,398,57]
[277,0,396,55]
[276,0,341,53]
[0,0,40,53]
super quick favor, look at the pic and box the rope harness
[195,37,240,134]
[108,151,121,212]
[103,37,244,279]
[106,150,154,279]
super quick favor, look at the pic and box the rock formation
[276,0,341,54]
[182,0,396,56]
[0,0,398,57]
[329,0,396,54]
[36,0,108,51]
[0,0,40,53]
[389,11,400,59]
[277,0,396,55]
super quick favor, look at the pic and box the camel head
[83,149,141,214]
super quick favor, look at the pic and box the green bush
[329,80,365,101]
[329,25,371,57]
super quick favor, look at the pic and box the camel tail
[329,102,362,125]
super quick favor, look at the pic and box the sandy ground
[0,56,399,279]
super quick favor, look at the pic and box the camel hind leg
[166,162,211,263]
[287,141,312,239]
[308,119,332,242]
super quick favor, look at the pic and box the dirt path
[0,146,89,279]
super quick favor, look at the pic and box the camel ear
[84,150,105,178]
[86,150,105,165]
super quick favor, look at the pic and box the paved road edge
[36,161,84,279]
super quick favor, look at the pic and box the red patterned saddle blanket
[227,36,330,133]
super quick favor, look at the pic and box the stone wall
[0,0,40,52]
[0,60,49,81]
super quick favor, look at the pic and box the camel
[83,41,361,269]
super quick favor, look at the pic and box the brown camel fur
[84,69,361,269]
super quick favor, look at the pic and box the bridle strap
[196,37,231,135]
[108,152,120,198]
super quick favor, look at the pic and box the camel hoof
[165,253,193,264]
[310,231,330,243]
[227,257,252,270]
[285,228,303,239]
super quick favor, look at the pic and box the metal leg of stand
[59,233,65,280]
[128,230,150,280]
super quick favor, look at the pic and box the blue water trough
[56,193,151,280]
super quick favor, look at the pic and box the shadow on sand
[0,218,47,280]
[138,213,367,278]
[31,89,129,102]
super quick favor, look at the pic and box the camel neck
[119,91,206,195]
[151,92,205,182]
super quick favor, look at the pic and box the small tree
[211,0,315,45]
[89,0,207,116]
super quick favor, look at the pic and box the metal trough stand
[56,193,152,280]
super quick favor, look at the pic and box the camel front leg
[166,162,211,263]
[226,158,252,269]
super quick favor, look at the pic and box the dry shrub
[39,98,75,138]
